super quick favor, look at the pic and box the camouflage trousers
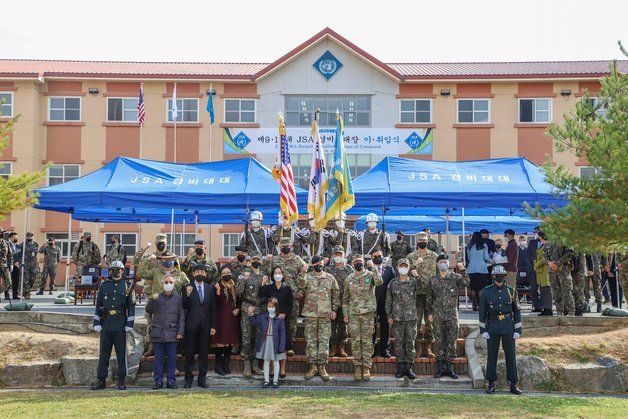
[584,271,603,304]
[144,283,153,346]
[287,289,299,350]
[571,273,587,311]
[304,317,331,364]
[240,302,258,361]
[348,312,375,368]
[432,317,458,363]
[22,264,37,293]
[40,265,57,291]
[391,320,417,363]
[415,294,434,342]
[0,267,10,295]
[549,269,575,315]
[330,307,348,345]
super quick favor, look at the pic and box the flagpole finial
[336,108,340,115]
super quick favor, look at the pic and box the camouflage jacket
[302,229,324,257]
[271,225,304,256]
[360,229,391,257]
[543,243,574,272]
[181,254,219,285]
[386,276,422,321]
[71,240,101,267]
[39,244,61,267]
[407,249,438,295]
[427,238,438,253]
[22,240,39,266]
[146,268,189,295]
[240,228,272,256]
[325,263,354,308]
[426,270,469,319]
[325,228,358,258]
[0,239,12,268]
[391,239,413,264]
[342,268,383,315]
[229,262,253,284]
[236,270,265,312]
[263,253,308,291]
[105,243,127,266]
[297,271,340,317]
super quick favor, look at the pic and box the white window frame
[0,92,14,117]
[456,99,491,124]
[48,96,82,121]
[222,232,241,258]
[518,98,552,123]
[224,99,257,123]
[166,233,196,254]
[588,97,608,119]
[107,97,139,122]
[104,233,138,259]
[579,167,601,178]
[0,162,12,179]
[47,164,81,186]
[166,98,199,123]
[45,232,79,258]
[399,99,432,124]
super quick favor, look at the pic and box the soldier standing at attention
[71,232,101,276]
[422,228,439,254]
[343,254,383,381]
[105,234,127,268]
[426,255,469,379]
[91,260,135,391]
[325,213,357,261]
[21,232,39,299]
[240,211,273,257]
[407,232,438,358]
[360,213,391,258]
[37,237,61,295]
[0,228,12,302]
[479,265,522,395]
[391,231,412,270]
[325,245,353,358]
[545,240,575,316]
[298,255,339,381]
[386,258,423,380]
[181,239,219,285]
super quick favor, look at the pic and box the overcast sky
[2,0,626,63]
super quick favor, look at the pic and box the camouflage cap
[279,237,291,246]
[157,250,176,259]
[110,234,120,241]
[83,232,92,238]
[155,233,167,243]
[26,232,34,238]
[397,258,410,266]
[416,232,428,241]
[250,251,262,260]
[332,245,345,254]
[352,254,365,262]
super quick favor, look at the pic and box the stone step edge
[140,355,468,364]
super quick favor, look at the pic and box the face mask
[354,263,363,271]
[221,274,232,281]
[373,256,383,265]
[336,220,345,229]
[236,254,247,263]
[111,240,116,244]
[110,268,122,278]
[367,222,377,229]
[333,256,344,264]
[251,261,261,269]
[280,247,291,255]
[163,283,175,292]
[85,237,91,242]
[48,242,54,246]
[12,239,18,243]
[398,267,409,276]
[267,307,276,315]
[162,260,174,269]
[397,235,403,241]
[27,238,33,242]
[313,265,323,273]
[520,241,527,247]
[496,245,502,250]
[251,220,261,228]
[308,220,315,228]
[156,242,166,251]
[273,274,283,282]
[194,248,204,256]
[417,242,427,249]
[494,276,505,285]
[194,274,206,283]
[437,262,449,272]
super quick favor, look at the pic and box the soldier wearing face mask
[228,245,253,284]
[71,231,101,277]
[182,239,218,285]
[360,213,391,259]
[326,212,358,262]
[325,245,353,357]
[271,211,304,257]
[105,234,127,268]
[391,231,413,269]
[240,211,273,258]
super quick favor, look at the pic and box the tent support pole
[445,209,451,258]
[462,207,468,310]
[170,209,175,252]
[19,208,29,302]
[181,219,185,257]
[64,210,73,297]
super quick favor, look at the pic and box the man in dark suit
[182,263,216,388]
[371,248,396,357]
[525,227,543,312]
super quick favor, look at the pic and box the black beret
[311,255,324,264]
[436,254,449,262]
[234,245,248,252]
[194,239,205,245]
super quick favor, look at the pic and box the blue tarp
[35,157,307,214]
[351,157,565,212]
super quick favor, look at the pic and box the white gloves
[482,332,490,340]
[93,325,102,333]
[125,327,134,332]
[513,332,521,340]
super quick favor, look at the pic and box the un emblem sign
[233,131,251,150]
[313,50,343,80]
[405,131,425,151]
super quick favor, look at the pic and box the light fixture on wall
[440,89,451,96]
[87,87,99,95]
[206,89,216,96]
[560,89,572,96]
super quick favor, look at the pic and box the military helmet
[250,211,263,222]
[110,260,125,269]
[334,212,347,221]
[492,265,507,276]
[365,213,378,223]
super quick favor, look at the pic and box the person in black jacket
[182,263,216,388]
[371,249,395,358]
[525,227,543,312]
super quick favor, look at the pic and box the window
[457,99,490,123]
[167,98,199,122]
[285,95,371,127]
[224,99,256,123]
[0,162,11,179]
[0,92,13,117]
[107,98,138,122]
[48,97,81,121]
[45,232,79,258]
[47,164,80,186]
[222,233,241,258]
[519,99,552,123]
[588,97,608,119]
[166,233,196,254]
[400,99,432,123]
[104,233,137,258]
[579,167,601,178]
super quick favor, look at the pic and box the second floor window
[167,98,199,122]
[49,97,81,121]
[48,164,80,186]
[0,92,13,117]
[400,99,432,123]
[224,99,256,123]
[457,99,490,123]
[107,98,139,122]
[519,98,552,123]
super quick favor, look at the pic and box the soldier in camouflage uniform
[181,239,219,285]
[325,212,359,261]
[426,255,469,379]
[105,234,127,267]
[0,228,12,302]
[227,245,253,284]
[263,237,308,355]
[298,254,339,381]
[422,228,439,253]
[271,212,304,257]
[619,253,627,307]
[584,253,604,313]
[325,245,353,357]
[386,258,425,380]
[71,232,101,276]
[391,231,413,271]
[407,232,438,358]
[570,253,588,316]
[342,254,383,381]
[37,237,61,295]
[236,251,266,377]
[301,214,326,261]
[360,213,391,258]
[544,242,575,316]
[240,211,273,257]
[21,232,39,298]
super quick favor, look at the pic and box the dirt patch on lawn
[0,328,99,368]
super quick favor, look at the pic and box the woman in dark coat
[145,274,185,389]
[211,265,241,375]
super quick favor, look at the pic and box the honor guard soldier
[91,260,136,390]
[240,211,273,257]
[479,265,522,395]
[360,213,391,258]
[271,211,304,256]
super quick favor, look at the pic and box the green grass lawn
[0,390,626,418]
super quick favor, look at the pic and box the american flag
[279,115,299,224]
[137,84,146,125]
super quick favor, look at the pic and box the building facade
[0,28,623,281]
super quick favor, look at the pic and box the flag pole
[138,83,144,257]
[208,83,213,256]
[173,82,177,163]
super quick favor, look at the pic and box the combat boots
[337,342,348,357]
[362,367,371,381]
[117,376,127,390]
[330,343,338,357]
[395,363,405,378]
[420,340,435,358]
[353,366,362,381]
[405,363,416,380]
[304,363,318,380]
[251,361,264,375]
[446,362,459,379]
[434,360,445,378]
[243,361,252,378]
[318,364,330,382]
[596,303,603,313]
[90,378,106,390]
